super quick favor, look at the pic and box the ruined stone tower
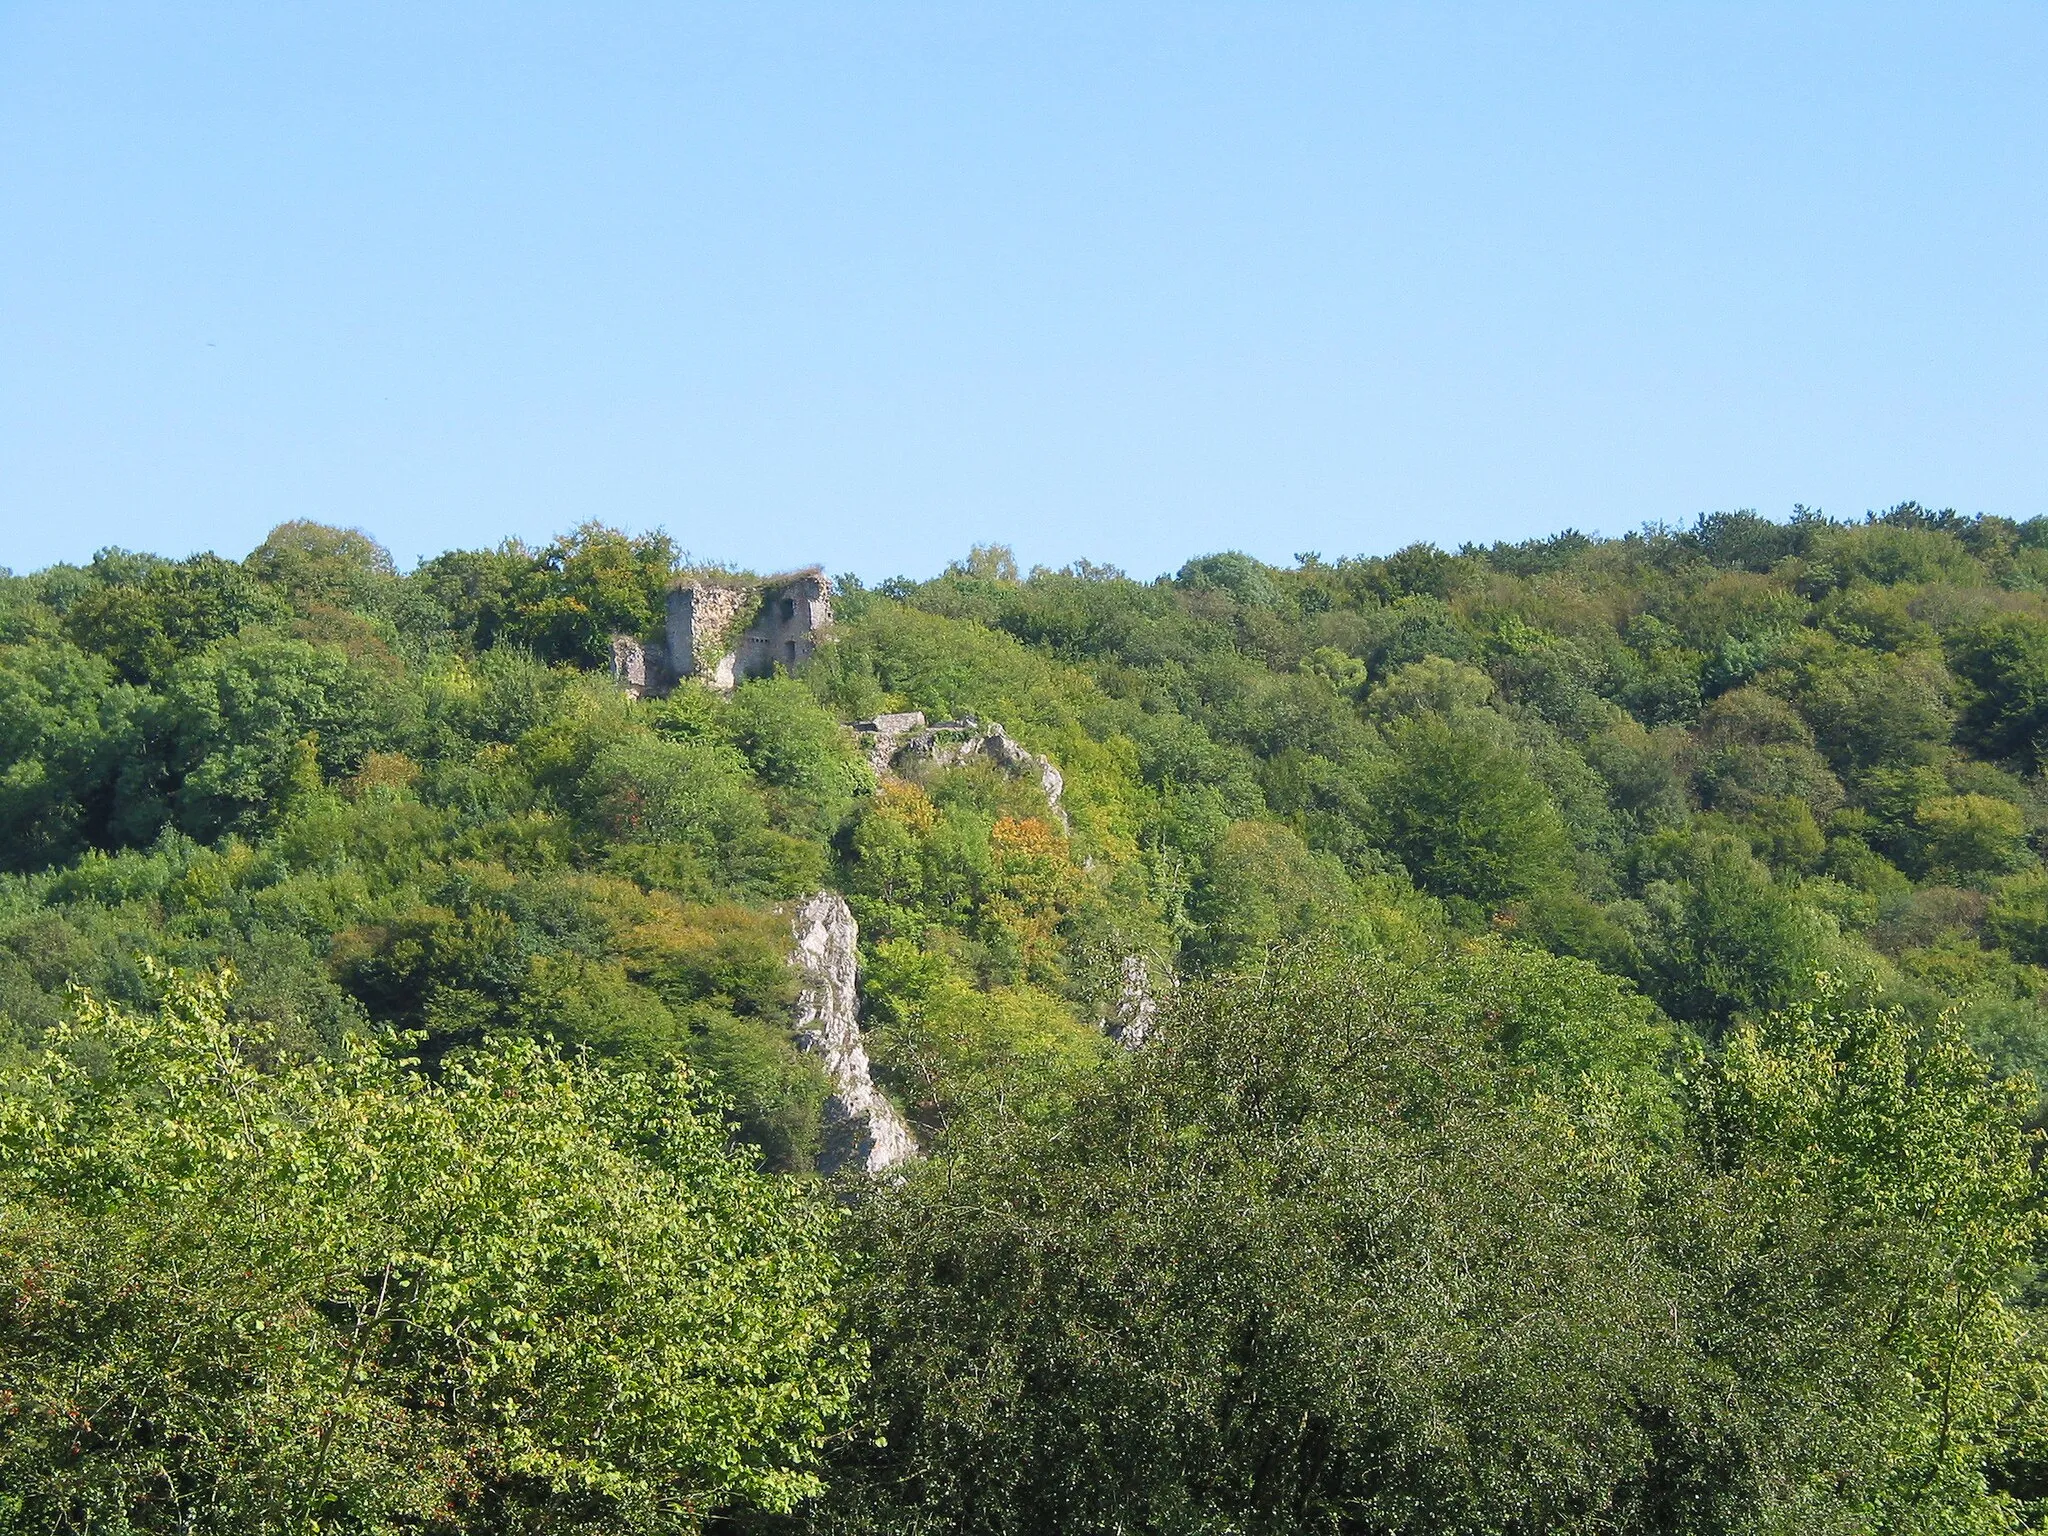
[664,568,832,689]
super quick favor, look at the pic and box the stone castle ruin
[669,568,832,690]
[611,568,832,698]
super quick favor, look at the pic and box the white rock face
[790,890,918,1175]
[977,724,1067,824]
[1111,954,1157,1047]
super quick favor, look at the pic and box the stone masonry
[665,568,833,689]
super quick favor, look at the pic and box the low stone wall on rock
[851,712,1068,829]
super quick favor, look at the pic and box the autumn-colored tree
[984,815,1078,972]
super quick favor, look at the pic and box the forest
[8,505,2048,1533]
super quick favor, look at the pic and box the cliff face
[790,890,917,1176]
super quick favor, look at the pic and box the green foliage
[1175,550,1282,607]
[723,677,874,838]
[1186,818,1357,966]
[1448,940,1682,1137]
[1952,615,2048,768]
[680,1010,833,1176]
[804,603,1096,740]
[1299,643,1367,697]
[824,943,2048,1535]
[62,552,287,685]
[246,521,400,611]
[582,734,764,858]
[1799,649,1953,779]
[842,774,1082,986]
[1691,685,1845,817]
[862,939,1107,1129]
[0,643,143,868]
[1370,711,1571,915]
[512,523,679,666]
[162,635,416,840]
[411,524,678,666]
[1987,871,2048,967]
[1637,832,1839,1026]
[828,944,1686,1534]
[0,967,861,1533]
[1693,985,2048,1530]
[1912,793,2036,884]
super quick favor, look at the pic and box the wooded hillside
[7,507,2048,1533]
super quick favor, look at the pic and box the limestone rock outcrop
[852,711,933,774]
[1110,954,1157,1047]
[790,890,917,1176]
[854,713,1067,827]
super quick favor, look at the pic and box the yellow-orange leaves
[987,815,1079,966]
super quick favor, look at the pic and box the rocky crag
[1110,954,1157,1047]
[789,890,918,1176]
[852,712,1067,828]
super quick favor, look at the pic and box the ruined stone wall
[666,568,832,688]
[732,570,832,681]
[665,581,753,686]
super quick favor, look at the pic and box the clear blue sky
[2,3,2043,581]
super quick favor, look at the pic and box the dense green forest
[9,507,2048,1532]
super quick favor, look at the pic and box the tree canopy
[0,967,858,1534]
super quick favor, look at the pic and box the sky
[2,3,2044,582]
